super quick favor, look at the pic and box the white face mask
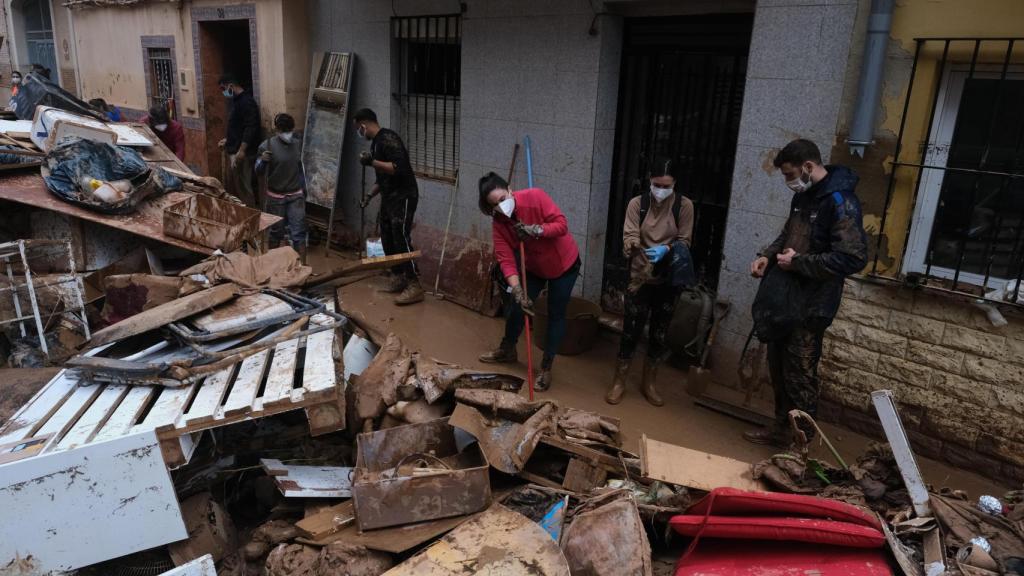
[786,169,812,193]
[279,131,294,143]
[154,123,168,132]
[497,196,515,218]
[651,185,673,202]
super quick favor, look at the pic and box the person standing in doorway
[9,71,21,99]
[257,113,308,263]
[606,158,695,407]
[141,105,186,160]
[352,107,423,305]
[745,139,867,446]
[218,73,260,208]
[477,172,581,392]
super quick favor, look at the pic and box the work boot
[742,426,790,447]
[479,341,518,364]
[535,367,553,392]
[605,359,631,405]
[379,273,407,294]
[395,279,424,305]
[640,357,664,407]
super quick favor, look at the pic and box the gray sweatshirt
[257,134,303,194]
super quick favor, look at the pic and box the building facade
[311,0,1024,482]
[3,0,311,176]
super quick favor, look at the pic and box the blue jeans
[503,259,580,368]
[267,193,307,249]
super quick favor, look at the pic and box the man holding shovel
[745,139,867,447]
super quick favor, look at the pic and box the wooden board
[134,382,199,434]
[298,511,479,554]
[33,383,103,443]
[309,251,421,286]
[639,434,762,492]
[302,307,338,398]
[0,430,187,573]
[223,349,270,417]
[295,501,355,540]
[158,554,217,576]
[260,458,352,498]
[90,385,157,443]
[0,370,76,444]
[52,385,129,452]
[89,283,238,347]
[183,366,235,427]
[262,332,301,409]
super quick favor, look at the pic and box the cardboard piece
[639,434,762,492]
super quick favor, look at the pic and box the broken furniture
[31,105,153,152]
[0,239,91,358]
[260,459,353,498]
[163,194,262,252]
[352,418,492,530]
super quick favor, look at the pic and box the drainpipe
[846,0,894,158]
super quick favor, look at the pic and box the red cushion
[669,515,886,548]
[687,488,881,531]
[675,539,894,575]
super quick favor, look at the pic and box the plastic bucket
[531,295,601,355]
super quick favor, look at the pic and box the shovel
[686,300,729,397]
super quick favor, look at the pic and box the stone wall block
[876,355,932,387]
[962,354,1024,386]
[888,311,945,345]
[942,325,1007,359]
[836,298,890,329]
[906,340,964,373]
[857,325,908,357]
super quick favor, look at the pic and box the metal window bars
[391,15,461,182]
[871,37,1024,306]
[147,47,176,116]
[0,240,91,357]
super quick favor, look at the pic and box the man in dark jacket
[746,139,867,446]
[352,107,423,305]
[218,73,260,207]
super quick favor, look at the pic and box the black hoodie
[761,164,868,326]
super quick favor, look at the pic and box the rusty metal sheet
[383,503,570,576]
[0,172,279,255]
[449,400,557,474]
[352,418,492,531]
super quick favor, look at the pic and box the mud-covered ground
[0,367,60,424]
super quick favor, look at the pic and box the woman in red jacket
[477,172,580,391]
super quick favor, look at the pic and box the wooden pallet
[0,305,344,468]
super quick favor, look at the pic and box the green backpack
[666,284,715,364]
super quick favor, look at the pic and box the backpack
[638,190,685,227]
[666,283,715,363]
[751,265,807,342]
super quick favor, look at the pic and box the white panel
[159,554,217,576]
[0,430,187,573]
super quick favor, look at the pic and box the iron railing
[872,37,1024,305]
[391,15,461,182]
[147,47,175,115]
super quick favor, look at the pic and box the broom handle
[520,242,534,401]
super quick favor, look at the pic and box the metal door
[603,14,752,308]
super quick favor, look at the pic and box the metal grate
[872,37,1024,305]
[147,47,175,115]
[392,15,461,181]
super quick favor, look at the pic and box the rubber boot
[379,274,407,294]
[641,356,664,407]
[395,279,425,305]
[534,355,554,392]
[605,359,630,405]
[296,244,307,266]
[742,426,789,447]
[479,340,518,364]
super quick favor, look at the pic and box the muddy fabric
[318,542,394,575]
[265,544,320,576]
[454,388,554,420]
[558,408,621,446]
[100,274,184,326]
[619,281,677,360]
[931,492,1024,566]
[767,325,825,432]
[354,333,412,421]
[242,520,299,561]
[562,491,653,576]
[179,246,311,289]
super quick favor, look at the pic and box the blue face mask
[222,88,233,98]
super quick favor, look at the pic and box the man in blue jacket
[746,139,867,447]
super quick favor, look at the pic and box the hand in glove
[514,222,544,241]
[644,245,669,263]
[511,285,534,315]
[359,151,374,167]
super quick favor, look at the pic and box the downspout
[846,0,894,158]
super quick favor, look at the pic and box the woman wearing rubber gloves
[606,158,694,406]
[477,172,581,392]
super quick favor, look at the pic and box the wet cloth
[179,246,311,289]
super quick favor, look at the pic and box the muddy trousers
[766,326,825,435]
[266,193,307,249]
[618,283,677,360]
[225,154,256,208]
[503,259,580,369]
[380,195,419,280]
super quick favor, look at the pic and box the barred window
[146,46,176,116]
[392,15,461,181]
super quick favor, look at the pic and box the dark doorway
[198,19,254,178]
[603,14,752,311]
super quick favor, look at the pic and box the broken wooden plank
[0,370,77,445]
[134,381,200,434]
[52,385,129,452]
[261,333,301,409]
[308,251,421,286]
[297,511,481,554]
[302,307,338,399]
[158,554,216,576]
[90,385,158,443]
[639,434,762,492]
[33,383,104,444]
[223,349,271,417]
[563,458,607,494]
[183,366,235,427]
[0,430,187,573]
[259,458,353,498]
[295,501,356,540]
[88,283,238,347]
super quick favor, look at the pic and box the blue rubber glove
[645,245,669,263]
